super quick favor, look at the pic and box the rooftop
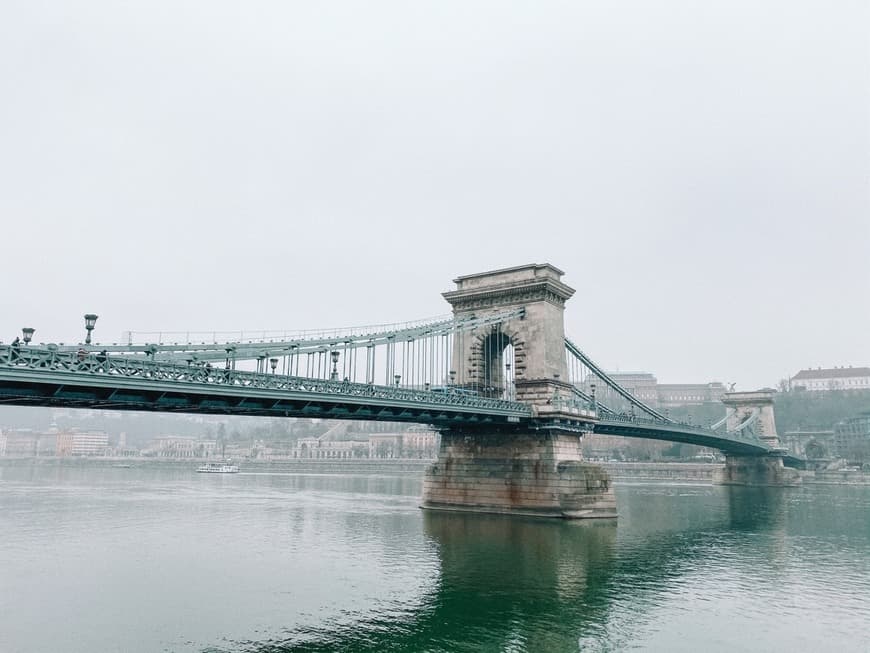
[792,366,870,380]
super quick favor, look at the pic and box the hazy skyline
[2,1,868,390]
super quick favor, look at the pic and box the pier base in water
[421,429,617,519]
[715,454,801,486]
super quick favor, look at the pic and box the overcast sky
[2,1,868,390]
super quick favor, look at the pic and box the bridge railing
[0,345,532,416]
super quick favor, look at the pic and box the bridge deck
[0,344,801,464]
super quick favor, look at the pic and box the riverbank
[0,456,432,475]
[801,468,870,485]
[2,457,868,484]
[602,462,719,483]
[601,461,870,485]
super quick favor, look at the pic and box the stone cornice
[722,391,776,406]
[443,278,575,311]
[453,263,565,283]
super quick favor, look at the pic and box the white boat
[197,462,240,474]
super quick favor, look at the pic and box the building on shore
[781,429,836,459]
[2,429,27,456]
[594,372,659,405]
[294,437,368,460]
[656,382,726,407]
[283,425,440,460]
[790,366,870,392]
[0,429,58,457]
[0,427,109,458]
[582,373,726,409]
[368,428,439,459]
[143,436,216,458]
[834,412,870,462]
[289,420,370,460]
[56,429,109,457]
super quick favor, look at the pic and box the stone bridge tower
[717,389,799,486]
[422,264,616,519]
[442,263,574,406]
[723,389,781,448]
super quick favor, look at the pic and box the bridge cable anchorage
[563,338,671,422]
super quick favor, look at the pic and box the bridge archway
[469,328,518,399]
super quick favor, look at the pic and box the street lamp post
[84,314,98,345]
[394,374,401,387]
[590,383,597,413]
[270,358,278,374]
[21,327,35,345]
[330,351,340,381]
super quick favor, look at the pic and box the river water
[1,463,868,653]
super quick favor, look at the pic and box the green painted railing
[0,344,531,416]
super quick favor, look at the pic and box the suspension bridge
[0,264,802,517]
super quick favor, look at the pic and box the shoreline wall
[2,457,868,484]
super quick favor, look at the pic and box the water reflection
[725,486,787,532]
[419,513,618,652]
[248,514,617,653]
[249,486,793,653]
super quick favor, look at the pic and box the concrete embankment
[238,459,432,474]
[0,458,721,483]
[799,469,870,485]
[0,456,432,475]
[602,462,720,484]
[3,457,868,484]
[602,462,870,485]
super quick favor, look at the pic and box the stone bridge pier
[715,390,800,486]
[421,264,616,519]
